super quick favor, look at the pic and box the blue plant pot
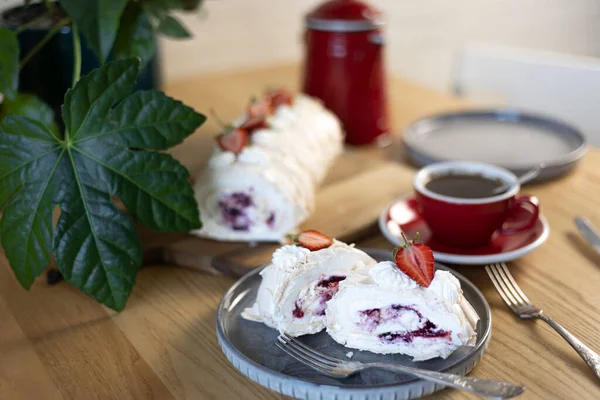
[1,3,162,129]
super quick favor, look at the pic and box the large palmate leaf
[0,28,56,127]
[0,58,205,310]
[114,3,156,66]
[60,0,129,63]
[0,94,58,133]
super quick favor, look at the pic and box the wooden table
[1,65,600,400]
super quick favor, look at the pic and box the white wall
[3,0,600,92]
[164,0,600,91]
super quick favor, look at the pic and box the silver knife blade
[574,217,600,254]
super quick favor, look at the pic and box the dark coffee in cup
[414,161,540,248]
[424,174,505,199]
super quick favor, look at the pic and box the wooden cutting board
[140,155,416,277]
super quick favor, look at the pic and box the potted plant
[0,0,206,310]
[1,0,200,127]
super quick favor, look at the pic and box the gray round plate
[403,109,588,182]
[216,249,492,400]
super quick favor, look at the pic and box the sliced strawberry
[288,230,333,251]
[216,128,248,155]
[265,88,293,108]
[393,232,435,287]
[247,100,272,117]
[239,115,267,133]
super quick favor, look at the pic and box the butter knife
[574,217,600,254]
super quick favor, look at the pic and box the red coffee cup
[414,161,540,248]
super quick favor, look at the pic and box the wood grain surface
[1,64,600,400]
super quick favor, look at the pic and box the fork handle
[369,363,525,398]
[536,314,600,380]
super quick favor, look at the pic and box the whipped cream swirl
[368,261,418,290]
[428,270,461,304]
[272,245,310,269]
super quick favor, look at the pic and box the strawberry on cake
[242,231,377,336]
[326,234,479,361]
[191,89,343,242]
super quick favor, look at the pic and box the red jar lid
[305,0,383,32]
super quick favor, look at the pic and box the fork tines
[276,334,341,375]
[485,263,535,313]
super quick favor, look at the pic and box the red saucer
[379,195,549,265]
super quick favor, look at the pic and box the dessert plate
[216,249,492,400]
[379,195,549,265]
[403,109,588,182]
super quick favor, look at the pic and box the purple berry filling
[378,321,450,344]
[218,192,254,231]
[292,275,347,318]
[358,304,450,343]
[317,275,346,288]
[359,308,382,332]
[266,212,276,228]
[292,301,304,318]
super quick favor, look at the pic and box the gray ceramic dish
[216,249,492,400]
[403,109,588,182]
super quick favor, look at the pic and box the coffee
[425,173,506,199]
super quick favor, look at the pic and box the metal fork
[486,262,600,380]
[276,334,525,399]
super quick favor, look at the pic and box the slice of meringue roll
[191,146,315,242]
[326,261,479,361]
[191,92,343,242]
[242,240,377,336]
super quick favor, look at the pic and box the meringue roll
[326,261,479,361]
[242,241,376,336]
[191,93,343,242]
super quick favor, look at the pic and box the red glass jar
[302,0,389,146]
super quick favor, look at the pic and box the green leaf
[156,15,191,39]
[0,94,59,133]
[0,28,19,100]
[59,0,128,63]
[0,116,62,289]
[143,0,204,12]
[114,3,156,66]
[0,58,205,310]
[142,0,183,12]
[181,0,204,12]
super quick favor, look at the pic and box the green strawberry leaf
[0,58,205,310]
[59,0,129,63]
[156,15,191,39]
[0,28,19,100]
[114,3,156,67]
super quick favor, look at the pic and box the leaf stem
[19,17,71,70]
[71,23,81,88]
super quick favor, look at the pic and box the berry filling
[292,301,304,318]
[317,275,346,288]
[358,304,450,343]
[379,321,450,344]
[218,192,254,231]
[266,212,276,229]
[292,275,346,318]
